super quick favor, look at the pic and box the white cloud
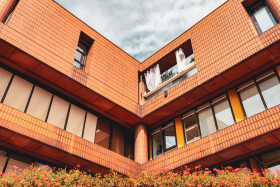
[55,0,227,62]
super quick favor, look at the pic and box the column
[228,89,245,122]
[134,123,148,164]
[174,117,185,148]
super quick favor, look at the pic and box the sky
[55,0,227,62]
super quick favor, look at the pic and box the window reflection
[152,130,162,159]
[213,99,235,130]
[259,75,280,109]
[183,113,200,144]
[198,107,216,137]
[164,125,176,150]
[239,84,265,118]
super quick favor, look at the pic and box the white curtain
[144,64,162,91]
[175,48,187,73]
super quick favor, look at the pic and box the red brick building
[0,0,280,176]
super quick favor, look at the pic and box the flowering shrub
[0,164,280,186]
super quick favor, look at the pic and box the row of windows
[151,69,280,159]
[0,67,134,159]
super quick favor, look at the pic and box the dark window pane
[77,42,87,53]
[183,114,200,144]
[164,125,176,150]
[259,75,280,109]
[125,132,134,160]
[152,131,162,159]
[213,99,235,130]
[95,118,111,149]
[111,126,125,155]
[239,84,265,118]
[261,149,280,174]
[198,107,216,137]
[252,3,276,33]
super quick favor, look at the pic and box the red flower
[261,177,269,183]
[226,166,233,170]
[76,164,80,168]
[271,180,278,184]
[195,165,201,170]
[264,168,270,173]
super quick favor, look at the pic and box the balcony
[143,51,197,101]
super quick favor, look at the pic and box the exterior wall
[0,0,140,114]
[0,103,141,176]
[141,0,280,116]
[143,104,280,174]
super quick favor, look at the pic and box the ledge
[144,62,196,99]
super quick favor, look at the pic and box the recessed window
[73,32,93,71]
[151,122,177,159]
[238,70,280,118]
[247,1,277,34]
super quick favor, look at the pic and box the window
[73,33,93,71]
[26,86,52,121]
[151,122,177,159]
[1,0,19,24]
[0,68,12,100]
[95,118,111,149]
[182,94,235,144]
[183,111,200,144]
[212,96,235,130]
[46,96,70,129]
[111,126,125,155]
[83,113,98,143]
[248,1,277,34]
[3,76,33,112]
[66,105,86,137]
[238,70,280,118]
[260,149,280,173]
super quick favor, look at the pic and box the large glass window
[111,126,125,155]
[66,105,86,137]
[0,68,12,100]
[198,105,217,137]
[213,98,235,130]
[151,122,177,159]
[258,74,280,109]
[95,118,111,149]
[239,82,265,118]
[26,86,52,121]
[83,113,98,143]
[3,76,33,112]
[47,96,69,129]
[250,1,277,34]
[152,128,163,159]
[183,112,200,144]
[163,124,176,150]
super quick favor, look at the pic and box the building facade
[0,0,279,176]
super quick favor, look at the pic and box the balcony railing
[144,61,196,99]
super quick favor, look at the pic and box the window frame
[151,120,177,159]
[182,93,235,144]
[247,0,278,34]
[237,69,280,118]
[73,39,90,71]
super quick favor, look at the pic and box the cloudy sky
[55,0,227,62]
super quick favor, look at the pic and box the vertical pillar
[228,89,245,122]
[174,118,185,148]
[135,123,148,164]
[249,157,262,173]
[0,0,18,23]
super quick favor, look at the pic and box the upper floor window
[247,1,277,34]
[151,122,177,159]
[73,33,93,71]
[238,70,280,118]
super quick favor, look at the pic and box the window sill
[144,62,196,99]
